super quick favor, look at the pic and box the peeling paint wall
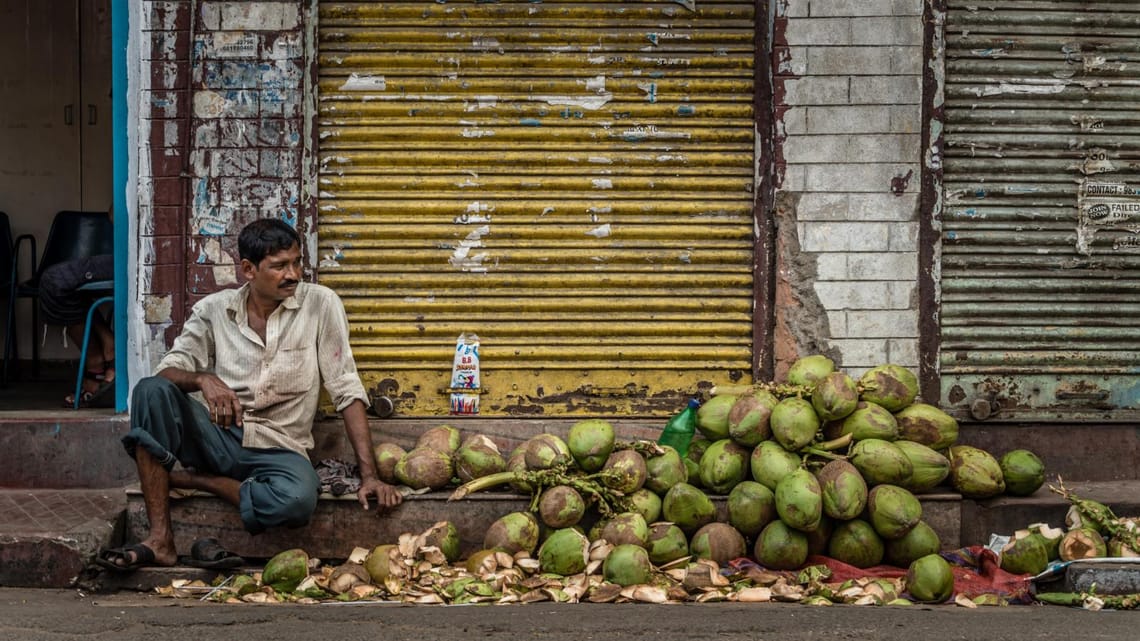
[138,0,309,363]
[771,0,923,377]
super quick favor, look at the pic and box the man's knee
[133,375,178,399]
[278,488,319,527]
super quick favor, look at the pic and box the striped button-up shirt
[157,281,369,457]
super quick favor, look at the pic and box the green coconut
[999,449,1046,496]
[811,372,859,422]
[484,511,540,555]
[727,394,774,447]
[599,512,649,547]
[644,445,688,495]
[1000,532,1049,575]
[1059,527,1107,561]
[786,354,835,387]
[626,488,662,525]
[828,519,885,569]
[420,520,461,563]
[363,544,399,584]
[602,449,648,494]
[689,522,747,567]
[537,528,590,576]
[567,419,615,473]
[840,401,899,441]
[645,522,690,566]
[684,439,710,489]
[770,397,821,452]
[394,446,454,490]
[696,394,737,441]
[262,548,310,593]
[454,434,507,483]
[817,459,868,521]
[523,434,573,471]
[895,403,959,450]
[538,485,587,529]
[662,482,716,534]
[1028,523,1064,561]
[754,520,809,571]
[603,544,652,586]
[727,481,777,537]
[947,445,1005,499]
[906,554,954,603]
[750,440,802,491]
[849,438,913,487]
[884,521,941,567]
[372,442,406,485]
[416,424,462,454]
[894,440,951,493]
[867,484,922,540]
[858,364,919,412]
[775,468,823,533]
[697,438,750,495]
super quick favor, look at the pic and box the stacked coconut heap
[166,356,1051,606]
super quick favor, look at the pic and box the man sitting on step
[97,217,403,572]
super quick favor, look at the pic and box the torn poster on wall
[1076,178,1140,255]
[450,333,481,415]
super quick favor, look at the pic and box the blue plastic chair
[72,280,114,409]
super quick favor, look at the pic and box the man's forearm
[342,400,380,482]
[157,367,202,393]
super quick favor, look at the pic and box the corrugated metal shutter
[940,1,1140,421]
[315,1,757,416]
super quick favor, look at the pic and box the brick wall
[140,0,307,355]
[772,0,924,377]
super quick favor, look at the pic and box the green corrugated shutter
[316,1,757,416]
[940,1,1140,421]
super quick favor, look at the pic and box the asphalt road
[0,589,1133,641]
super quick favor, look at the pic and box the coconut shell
[1000,533,1049,575]
[420,520,461,562]
[599,512,649,547]
[364,544,400,584]
[523,434,572,471]
[538,485,587,529]
[262,548,310,593]
[1059,527,1107,561]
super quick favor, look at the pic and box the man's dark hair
[238,218,301,265]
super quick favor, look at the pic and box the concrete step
[0,488,125,587]
[961,480,1140,544]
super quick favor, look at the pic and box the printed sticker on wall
[450,333,481,415]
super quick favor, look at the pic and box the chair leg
[73,296,114,410]
[30,298,39,379]
[2,297,16,386]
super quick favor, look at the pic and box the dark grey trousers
[122,376,319,535]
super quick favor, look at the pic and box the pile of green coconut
[172,356,1050,606]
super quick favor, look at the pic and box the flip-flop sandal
[94,542,156,573]
[183,537,243,569]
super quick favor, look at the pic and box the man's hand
[196,373,243,428]
[357,478,403,511]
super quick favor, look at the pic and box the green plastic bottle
[656,398,700,457]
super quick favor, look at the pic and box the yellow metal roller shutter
[316,1,757,416]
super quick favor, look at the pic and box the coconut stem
[801,447,844,462]
[815,433,853,452]
[448,471,522,501]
